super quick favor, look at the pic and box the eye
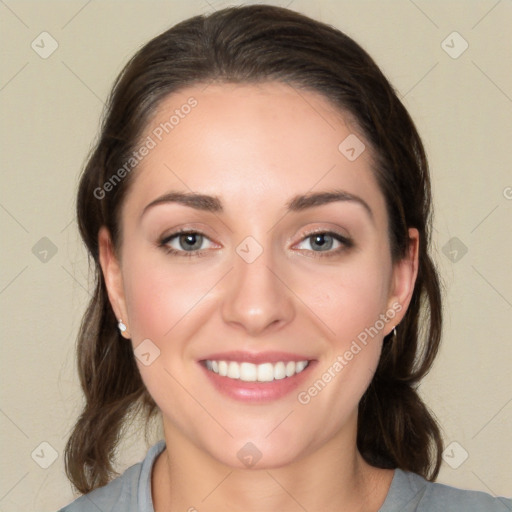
[295,231,353,256]
[159,230,215,256]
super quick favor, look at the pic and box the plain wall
[0,1,510,510]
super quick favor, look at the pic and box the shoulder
[57,440,166,512]
[380,469,511,512]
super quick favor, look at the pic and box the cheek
[122,253,213,341]
[292,255,390,411]
[120,254,211,419]
[297,254,391,343]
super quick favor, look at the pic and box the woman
[59,5,510,511]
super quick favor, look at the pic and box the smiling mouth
[204,359,310,383]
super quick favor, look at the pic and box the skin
[99,82,419,511]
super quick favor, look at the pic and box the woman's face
[100,82,418,468]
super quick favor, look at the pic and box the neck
[152,422,393,512]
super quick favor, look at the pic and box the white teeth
[296,360,307,372]
[285,361,296,377]
[218,360,228,377]
[227,361,240,379]
[257,363,274,382]
[274,361,286,380]
[240,362,257,382]
[205,359,310,382]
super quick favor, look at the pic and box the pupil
[312,234,332,251]
[180,233,201,250]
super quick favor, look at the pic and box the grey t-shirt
[59,440,511,511]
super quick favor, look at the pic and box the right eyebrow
[141,191,223,219]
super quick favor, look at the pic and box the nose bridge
[221,235,295,334]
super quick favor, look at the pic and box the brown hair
[65,4,443,494]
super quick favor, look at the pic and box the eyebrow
[141,189,373,222]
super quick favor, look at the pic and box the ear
[385,227,419,335]
[98,226,130,338]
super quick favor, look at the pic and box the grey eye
[297,233,341,252]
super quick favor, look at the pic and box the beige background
[0,0,511,510]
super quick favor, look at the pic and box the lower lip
[199,361,316,402]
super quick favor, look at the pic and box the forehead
[123,82,386,224]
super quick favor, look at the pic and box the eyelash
[158,228,353,259]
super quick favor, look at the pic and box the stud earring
[118,319,127,334]
[392,325,397,339]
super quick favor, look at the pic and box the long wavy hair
[65,4,443,494]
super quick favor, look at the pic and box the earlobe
[386,227,420,333]
[98,226,129,335]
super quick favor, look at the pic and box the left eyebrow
[286,190,374,223]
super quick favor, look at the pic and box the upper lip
[200,351,314,364]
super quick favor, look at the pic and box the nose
[221,242,295,336]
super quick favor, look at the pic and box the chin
[206,437,305,471]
